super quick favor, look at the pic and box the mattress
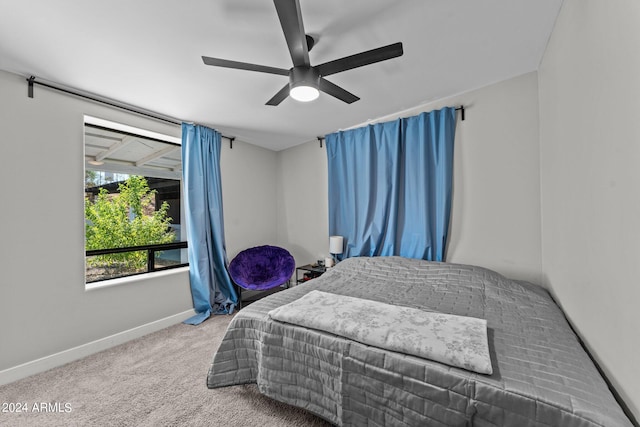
[207,256,632,426]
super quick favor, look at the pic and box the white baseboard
[0,309,196,386]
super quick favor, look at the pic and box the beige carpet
[0,313,331,427]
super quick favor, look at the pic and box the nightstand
[295,264,326,285]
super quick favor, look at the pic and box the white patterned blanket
[268,290,492,375]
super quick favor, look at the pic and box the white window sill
[85,266,189,292]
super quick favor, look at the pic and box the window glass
[84,119,186,283]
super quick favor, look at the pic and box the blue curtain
[326,107,456,261]
[181,123,238,325]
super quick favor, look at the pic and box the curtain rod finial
[27,75,35,98]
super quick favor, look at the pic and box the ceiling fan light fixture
[290,84,319,102]
[289,66,320,102]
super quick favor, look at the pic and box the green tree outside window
[85,176,176,273]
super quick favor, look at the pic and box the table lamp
[329,235,344,266]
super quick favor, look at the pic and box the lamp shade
[329,236,344,254]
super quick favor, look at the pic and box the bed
[207,256,633,426]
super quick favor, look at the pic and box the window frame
[83,116,188,287]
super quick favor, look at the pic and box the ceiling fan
[202,0,404,106]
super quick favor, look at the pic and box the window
[83,117,187,284]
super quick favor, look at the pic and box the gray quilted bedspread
[207,256,632,427]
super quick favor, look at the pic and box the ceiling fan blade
[316,42,403,77]
[273,0,310,67]
[202,56,289,76]
[266,84,291,106]
[318,78,359,104]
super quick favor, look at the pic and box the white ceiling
[0,0,563,151]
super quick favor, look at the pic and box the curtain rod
[26,75,463,151]
[25,76,237,145]
[316,105,466,147]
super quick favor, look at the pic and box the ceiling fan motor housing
[289,66,320,90]
[289,66,320,101]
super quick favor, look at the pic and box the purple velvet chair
[228,245,295,291]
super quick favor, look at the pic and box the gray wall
[0,69,278,379]
[220,137,278,259]
[277,72,543,284]
[538,0,640,418]
[276,140,329,266]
